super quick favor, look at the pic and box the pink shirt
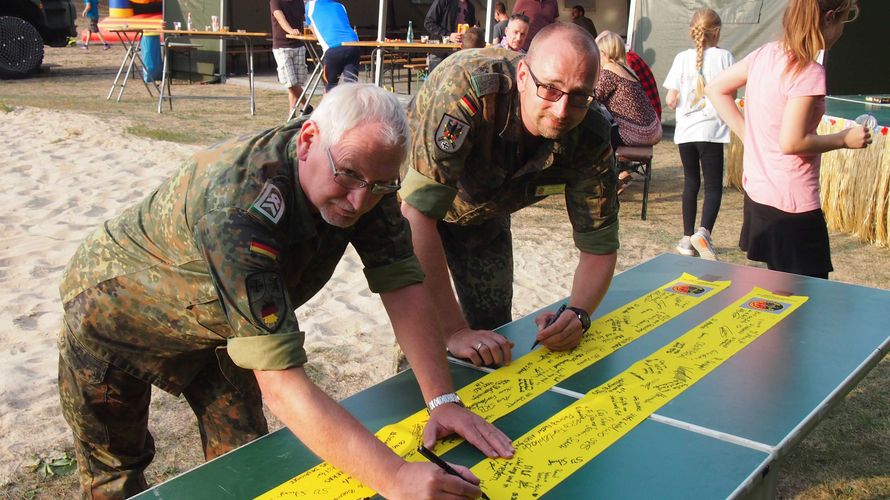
[743,41,826,213]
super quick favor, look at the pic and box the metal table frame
[106,28,158,102]
[285,34,324,122]
[155,29,268,115]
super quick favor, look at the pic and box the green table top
[499,254,890,450]
[825,95,890,126]
[136,254,888,498]
[135,364,770,499]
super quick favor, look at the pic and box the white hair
[310,83,409,152]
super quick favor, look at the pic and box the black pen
[416,445,491,500]
[532,303,566,349]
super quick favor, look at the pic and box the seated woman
[595,31,662,191]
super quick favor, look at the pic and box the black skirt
[739,193,833,277]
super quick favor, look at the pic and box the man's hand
[449,32,463,43]
[423,403,514,459]
[388,461,482,500]
[447,328,514,366]
[533,309,584,351]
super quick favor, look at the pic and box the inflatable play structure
[88,0,161,43]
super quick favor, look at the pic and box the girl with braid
[663,8,734,259]
[707,0,869,278]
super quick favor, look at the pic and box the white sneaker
[676,236,696,256]
[690,228,718,260]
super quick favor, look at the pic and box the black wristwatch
[566,306,591,332]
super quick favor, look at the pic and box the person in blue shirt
[306,0,360,91]
[80,0,110,50]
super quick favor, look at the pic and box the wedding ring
[474,342,484,350]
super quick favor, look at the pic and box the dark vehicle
[0,0,77,77]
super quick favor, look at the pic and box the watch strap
[566,306,591,332]
[426,392,464,413]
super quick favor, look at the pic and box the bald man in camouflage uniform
[400,23,619,368]
[58,84,512,500]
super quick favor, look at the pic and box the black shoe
[301,104,314,116]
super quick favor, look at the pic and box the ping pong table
[133,254,889,499]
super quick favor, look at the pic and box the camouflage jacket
[401,47,620,254]
[60,119,423,394]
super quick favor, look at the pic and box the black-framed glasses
[525,65,594,109]
[326,147,400,195]
[842,4,859,23]
[827,3,859,23]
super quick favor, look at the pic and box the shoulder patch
[250,182,285,225]
[470,71,513,98]
[246,271,287,332]
[435,114,470,154]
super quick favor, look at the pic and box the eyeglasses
[827,3,859,23]
[842,4,859,23]
[326,147,400,195]
[525,65,594,109]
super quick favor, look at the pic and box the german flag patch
[249,240,279,261]
[458,94,478,117]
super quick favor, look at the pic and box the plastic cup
[855,113,877,130]
[420,35,429,43]
[172,22,181,30]
[211,15,220,32]
[442,35,450,43]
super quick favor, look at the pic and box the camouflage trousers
[58,324,268,500]
[438,214,513,330]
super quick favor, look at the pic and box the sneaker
[81,45,88,50]
[102,43,111,50]
[690,227,718,260]
[676,236,696,256]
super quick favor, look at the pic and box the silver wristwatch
[426,392,464,413]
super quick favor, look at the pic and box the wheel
[0,16,45,78]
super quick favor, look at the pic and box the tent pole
[484,0,493,43]
[219,0,226,82]
[626,0,637,48]
[375,0,388,87]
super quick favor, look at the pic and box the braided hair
[689,8,722,108]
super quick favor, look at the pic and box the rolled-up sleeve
[351,195,426,293]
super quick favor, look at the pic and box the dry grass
[0,45,887,499]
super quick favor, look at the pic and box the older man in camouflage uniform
[58,84,512,500]
[400,23,619,367]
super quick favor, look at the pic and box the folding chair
[616,145,654,220]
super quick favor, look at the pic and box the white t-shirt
[663,47,735,144]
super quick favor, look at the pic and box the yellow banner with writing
[472,288,807,498]
[257,274,730,499]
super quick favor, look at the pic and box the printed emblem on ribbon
[246,271,286,332]
[435,114,469,154]
[250,182,285,224]
[665,283,711,296]
[741,298,789,313]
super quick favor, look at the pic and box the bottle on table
[407,20,414,43]
[186,12,193,31]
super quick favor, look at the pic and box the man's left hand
[422,403,514,459]
[447,328,514,367]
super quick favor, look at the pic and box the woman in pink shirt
[706,0,871,278]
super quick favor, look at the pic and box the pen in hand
[416,445,491,500]
[532,303,566,349]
